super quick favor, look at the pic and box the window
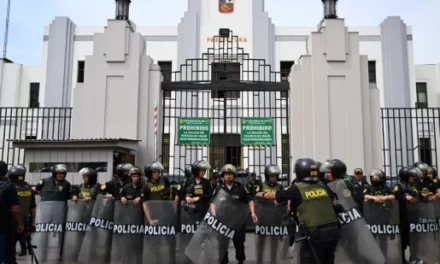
[280,61,294,98]
[161,133,170,173]
[416,82,428,108]
[29,83,40,108]
[419,138,432,166]
[368,61,376,84]
[211,62,240,99]
[281,134,290,177]
[77,61,85,83]
[158,61,172,98]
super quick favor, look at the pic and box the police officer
[246,172,263,198]
[120,167,143,205]
[72,167,100,201]
[214,164,258,264]
[315,162,325,182]
[35,164,71,201]
[101,163,133,200]
[413,162,439,200]
[8,165,36,258]
[175,165,193,208]
[364,169,395,202]
[393,167,418,263]
[0,161,24,264]
[211,169,223,189]
[184,160,213,213]
[427,167,439,188]
[257,158,341,264]
[141,161,171,223]
[321,159,355,193]
[351,168,370,214]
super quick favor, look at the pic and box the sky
[0,0,439,65]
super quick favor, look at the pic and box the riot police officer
[413,162,439,200]
[393,167,418,263]
[364,169,395,202]
[100,163,133,200]
[120,167,143,205]
[257,158,341,264]
[321,159,355,194]
[184,160,213,212]
[72,167,100,201]
[211,169,223,189]
[213,164,258,264]
[351,168,370,213]
[35,164,71,201]
[427,166,439,188]
[315,162,325,182]
[175,165,193,209]
[8,166,36,258]
[246,172,263,198]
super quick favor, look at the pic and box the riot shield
[179,203,207,264]
[327,179,386,264]
[110,201,144,264]
[184,189,250,264]
[61,200,95,263]
[78,194,115,264]
[143,200,178,264]
[363,200,402,263]
[407,200,439,263]
[254,199,290,264]
[33,201,67,263]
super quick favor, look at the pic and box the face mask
[371,180,382,186]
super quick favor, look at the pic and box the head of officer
[79,167,98,186]
[192,160,211,180]
[370,169,386,187]
[427,167,437,181]
[409,167,423,181]
[316,161,325,182]
[145,161,164,182]
[52,164,68,182]
[221,164,237,185]
[184,165,193,179]
[264,164,280,184]
[413,162,429,179]
[294,158,319,183]
[122,163,133,180]
[320,159,347,182]
[128,167,142,185]
[398,167,414,184]
[8,165,26,183]
[115,164,126,179]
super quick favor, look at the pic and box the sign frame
[240,117,275,146]
[177,117,211,146]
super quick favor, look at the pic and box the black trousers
[4,221,17,264]
[299,223,340,264]
[218,224,246,264]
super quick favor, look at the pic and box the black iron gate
[161,30,290,183]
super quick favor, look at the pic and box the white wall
[415,63,440,107]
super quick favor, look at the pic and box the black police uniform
[214,181,252,264]
[364,184,393,197]
[393,167,418,263]
[120,182,143,200]
[100,164,132,199]
[177,166,194,203]
[351,179,369,213]
[183,177,213,214]
[246,178,263,198]
[0,178,21,264]
[414,178,437,199]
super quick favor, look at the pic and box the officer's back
[35,164,71,202]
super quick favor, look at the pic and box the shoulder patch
[393,185,399,192]
[39,180,43,185]
[343,189,351,197]
[177,184,181,190]
[101,184,106,190]
[363,189,367,193]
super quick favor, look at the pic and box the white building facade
[1,0,439,179]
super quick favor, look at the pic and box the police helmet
[398,167,411,182]
[144,161,164,179]
[184,165,193,178]
[52,164,68,178]
[409,167,423,179]
[427,167,437,179]
[16,164,27,173]
[294,158,319,182]
[414,162,429,176]
[316,161,325,181]
[8,166,26,183]
[191,160,211,177]
[320,159,347,179]
[122,163,134,176]
[264,164,281,179]
[369,168,386,185]
[115,164,125,178]
[128,167,142,177]
[79,167,98,185]
[220,164,237,177]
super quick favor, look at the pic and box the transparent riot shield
[33,201,67,263]
[254,199,290,264]
[407,200,439,263]
[61,200,95,263]
[363,200,402,263]
[179,203,208,264]
[327,179,386,264]
[143,200,178,264]
[184,189,250,264]
[78,194,115,264]
[110,201,144,264]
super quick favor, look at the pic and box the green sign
[240,117,275,146]
[177,118,211,145]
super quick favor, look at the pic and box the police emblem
[101,184,106,190]
[39,180,43,185]
[343,189,351,197]
[58,186,63,191]
[177,184,181,191]
[219,0,234,13]
[256,185,260,192]
[393,185,399,192]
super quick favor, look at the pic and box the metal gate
[160,30,290,184]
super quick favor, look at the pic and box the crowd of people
[0,158,439,264]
